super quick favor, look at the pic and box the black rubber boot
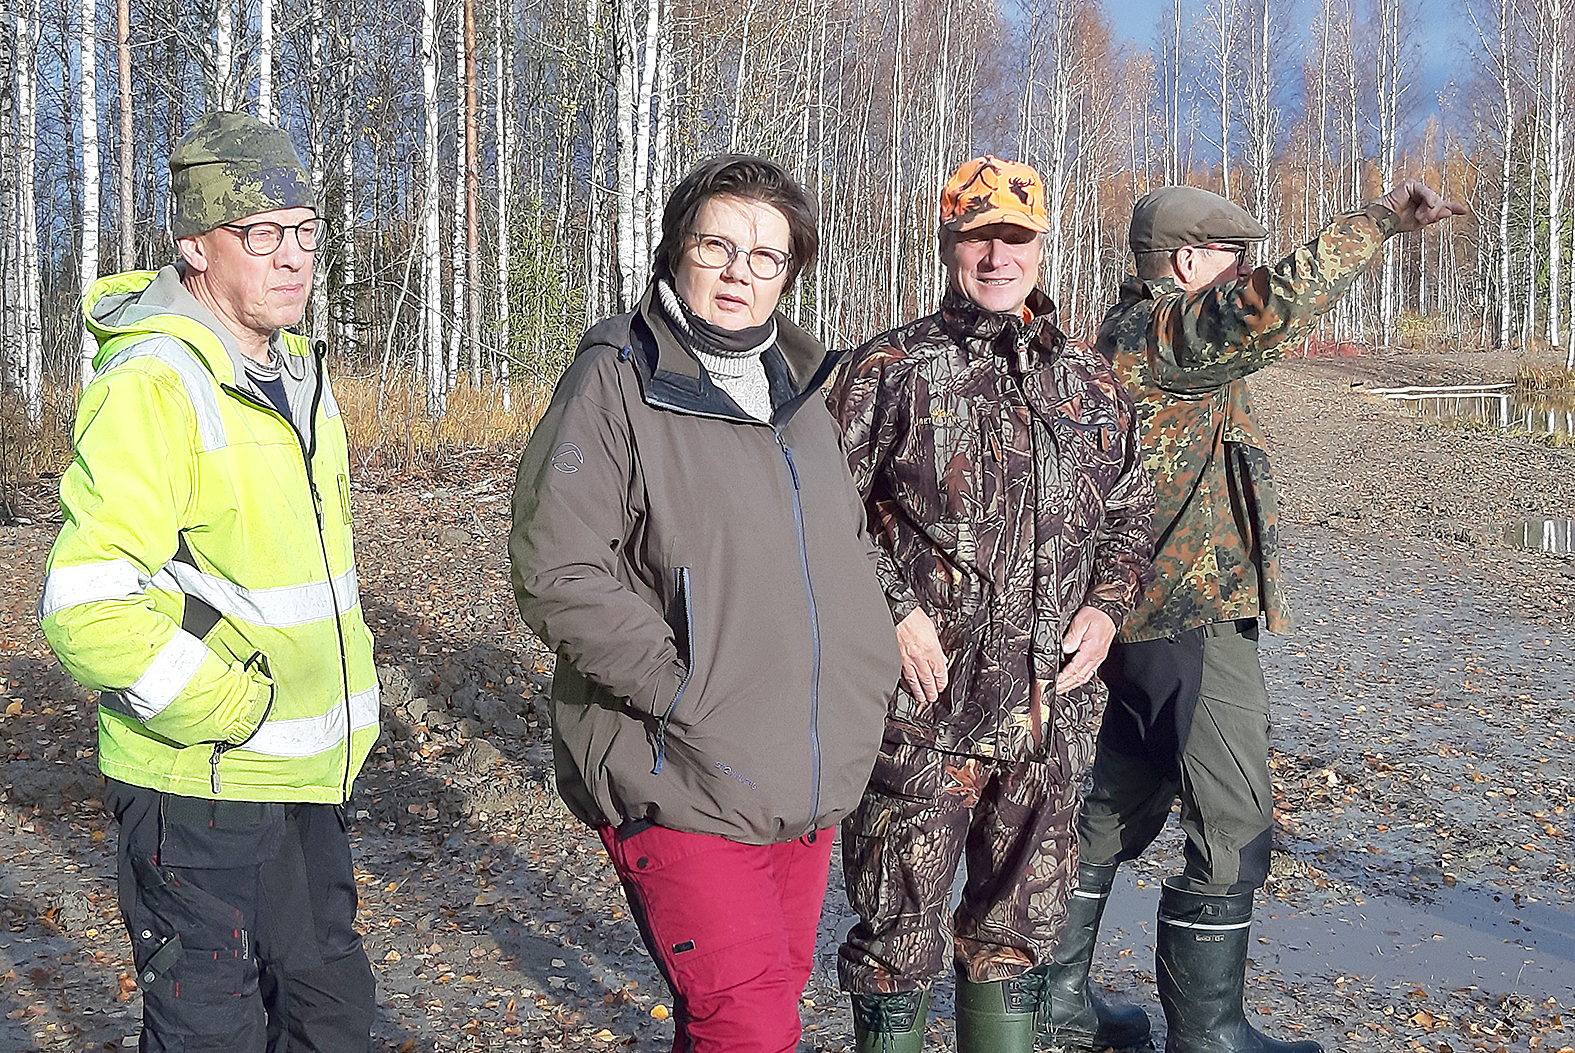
[1155,880,1323,1053]
[955,967,1038,1052]
[851,989,929,1053]
[1035,861,1152,1052]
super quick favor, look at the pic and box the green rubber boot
[954,967,1038,1053]
[852,989,930,1053]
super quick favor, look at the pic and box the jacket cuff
[1360,204,1403,240]
[222,665,275,745]
[1084,595,1130,630]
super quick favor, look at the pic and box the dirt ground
[1,347,1572,1052]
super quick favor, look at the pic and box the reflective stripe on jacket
[40,269,379,803]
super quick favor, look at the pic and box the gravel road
[1,350,1571,1052]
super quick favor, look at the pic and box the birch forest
[2,0,1574,437]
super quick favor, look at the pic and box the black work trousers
[1076,620,1276,893]
[106,779,376,1053]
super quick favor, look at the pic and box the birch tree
[493,0,512,407]
[80,0,101,387]
[464,0,481,387]
[116,0,130,269]
[422,0,446,415]
[258,0,272,121]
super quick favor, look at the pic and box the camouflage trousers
[837,739,1081,993]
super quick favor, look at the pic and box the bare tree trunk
[258,0,272,121]
[728,0,752,151]
[422,0,446,416]
[214,0,232,109]
[116,0,131,269]
[465,0,480,387]
[449,0,465,388]
[308,0,327,343]
[1,0,18,407]
[339,45,357,359]
[19,0,42,421]
[586,0,605,323]
[1542,0,1565,347]
[1496,0,1513,348]
[493,0,511,409]
[614,0,660,308]
[80,0,101,388]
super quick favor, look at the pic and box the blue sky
[1102,0,1462,125]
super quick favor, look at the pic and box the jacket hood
[85,269,236,382]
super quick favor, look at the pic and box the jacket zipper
[776,432,822,834]
[219,344,353,800]
[651,566,695,775]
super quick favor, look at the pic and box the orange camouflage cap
[939,155,1051,234]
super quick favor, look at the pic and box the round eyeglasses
[688,232,791,281]
[220,216,326,256]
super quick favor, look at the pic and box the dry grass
[1,385,79,476]
[333,372,552,476]
[0,373,552,501]
[1515,361,1575,391]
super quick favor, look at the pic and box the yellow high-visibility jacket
[40,269,379,803]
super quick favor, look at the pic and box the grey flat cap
[1129,186,1268,253]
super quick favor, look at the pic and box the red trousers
[598,822,835,1053]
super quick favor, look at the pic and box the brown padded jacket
[509,286,901,845]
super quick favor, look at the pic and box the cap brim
[944,209,1051,234]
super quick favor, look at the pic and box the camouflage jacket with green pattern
[831,287,1154,766]
[1097,208,1398,642]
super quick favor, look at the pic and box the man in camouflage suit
[1035,180,1465,1053]
[829,155,1155,1053]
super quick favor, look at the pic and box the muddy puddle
[1504,518,1575,553]
[1375,383,1575,439]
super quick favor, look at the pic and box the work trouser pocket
[125,854,267,1052]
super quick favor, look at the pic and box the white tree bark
[17,0,42,421]
[214,0,233,109]
[493,0,512,408]
[1,0,19,404]
[308,0,326,343]
[1242,0,1276,238]
[116,0,131,269]
[613,0,660,309]
[1541,0,1565,346]
[448,0,465,389]
[422,0,446,415]
[258,0,272,121]
[80,0,101,388]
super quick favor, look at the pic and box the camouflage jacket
[1097,208,1397,642]
[831,287,1155,768]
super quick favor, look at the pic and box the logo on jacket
[715,761,758,790]
[551,442,584,474]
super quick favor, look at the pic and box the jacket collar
[1119,273,1179,303]
[938,285,1065,371]
[629,282,838,428]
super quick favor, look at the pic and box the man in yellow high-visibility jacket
[39,111,380,1053]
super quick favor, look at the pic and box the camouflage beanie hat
[169,111,314,238]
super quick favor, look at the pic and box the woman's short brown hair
[655,154,819,289]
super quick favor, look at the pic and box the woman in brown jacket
[509,155,900,1053]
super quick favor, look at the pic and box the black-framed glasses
[688,232,791,280]
[1196,241,1247,266]
[220,216,326,256]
